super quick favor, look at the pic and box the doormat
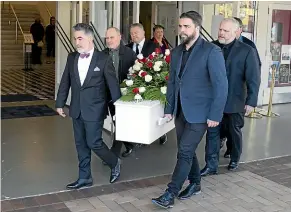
[1,94,40,102]
[1,105,58,120]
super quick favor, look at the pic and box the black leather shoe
[159,134,168,145]
[224,150,231,158]
[121,148,132,157]
[200,166,218,177]
[66,179,93,190]
[178,183,201,200]
[152,191,175,209]
[220,138,227,149]
[228,161,239,171]
[110,159,121,183]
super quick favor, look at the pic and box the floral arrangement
[120,48,171,104]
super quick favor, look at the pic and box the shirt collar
[137,38,145,48]
[110,45,120,52]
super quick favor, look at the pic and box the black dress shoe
[200,167,218,177]
[228,161,239,171]
[178,183,201,200]
[152,191,175,209]
[121,148,132,157]
[224,150,231,158]
[159,134,168,145]
[66,179,93,190]
[110,159,121,183]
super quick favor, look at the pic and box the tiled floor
[1,68,55,100]
[1,156,291,212]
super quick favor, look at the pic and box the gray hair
[73,23,94,37]
[222,18,240,31]
[130,23,144,31]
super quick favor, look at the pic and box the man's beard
[218,38,226,44]
[179,33,196,45]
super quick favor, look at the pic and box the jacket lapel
[73,53,81,87]
[81,49,98,88]
[176,37,203,78]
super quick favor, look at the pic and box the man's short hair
[153,24,164,32]
[130,23,144,31]
[107,27,121,35]
[73,23,94,37]
[222,18,240,31]
[180,11,202,27]
[233,17,243,28]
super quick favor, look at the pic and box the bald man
[103,27,137,158]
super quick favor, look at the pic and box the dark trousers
[72,115,118,179]
[204,125,220,171]
[223,113,244,162]
[167,104,207,196]
[46,42,55,57]
[31,43,42,64]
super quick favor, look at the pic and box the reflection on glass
[269,9,291,87]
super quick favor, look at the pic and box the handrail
[43,2,75,53]
[89,21,106,50]
[10,3,24,36]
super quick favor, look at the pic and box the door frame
[262,3,291,105]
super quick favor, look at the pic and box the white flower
[151,52,156,56]
[133,64,141,71]
[155,61,163,66]
[161,86,167,94]
[128,67,134,74]
[145,75,152,82]
[125,80,133,87]
[138,70,145,77]
[137,54,144,60]
[139,87,146,93]
[134,94,143,100]
[121,88,128,95]
[165,49,170,56]
[153,65,161,72]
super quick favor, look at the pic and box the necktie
[135,43,139,55]
[80,53,90,59]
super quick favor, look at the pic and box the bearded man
[151,11,228,209]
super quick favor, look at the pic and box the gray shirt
[109,47,120,80]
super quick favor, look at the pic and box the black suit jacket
[103,44,137,116]
[55,49,121,122]
[126,39,158,57]
[213,40,261,113]
[241,36,262,67]
[103,44,136,84]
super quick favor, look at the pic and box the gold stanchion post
[259,65,280,117]
[245,107,263,119]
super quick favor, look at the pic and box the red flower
[165,75,169,80]
[165,55,171,63]
[147,62,153,68]
[148,54,154,60]
[138,58,147,63]
[141,71,147,77]
[155,48,161,54]
[132,88,139,94]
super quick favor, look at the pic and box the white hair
[221,18,240,32]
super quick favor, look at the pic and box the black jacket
[55,49,121,121]
[126,39,158,57]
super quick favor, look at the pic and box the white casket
[114,100,175,145]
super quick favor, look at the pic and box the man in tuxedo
[152,11,228,209]
[220,17,262,158]
[126,23,168,151]
[103,27,137,158]
[55,23,122,189]
[201,18,261,177]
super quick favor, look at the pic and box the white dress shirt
[78,48,94,86]
[133,38,145,54]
